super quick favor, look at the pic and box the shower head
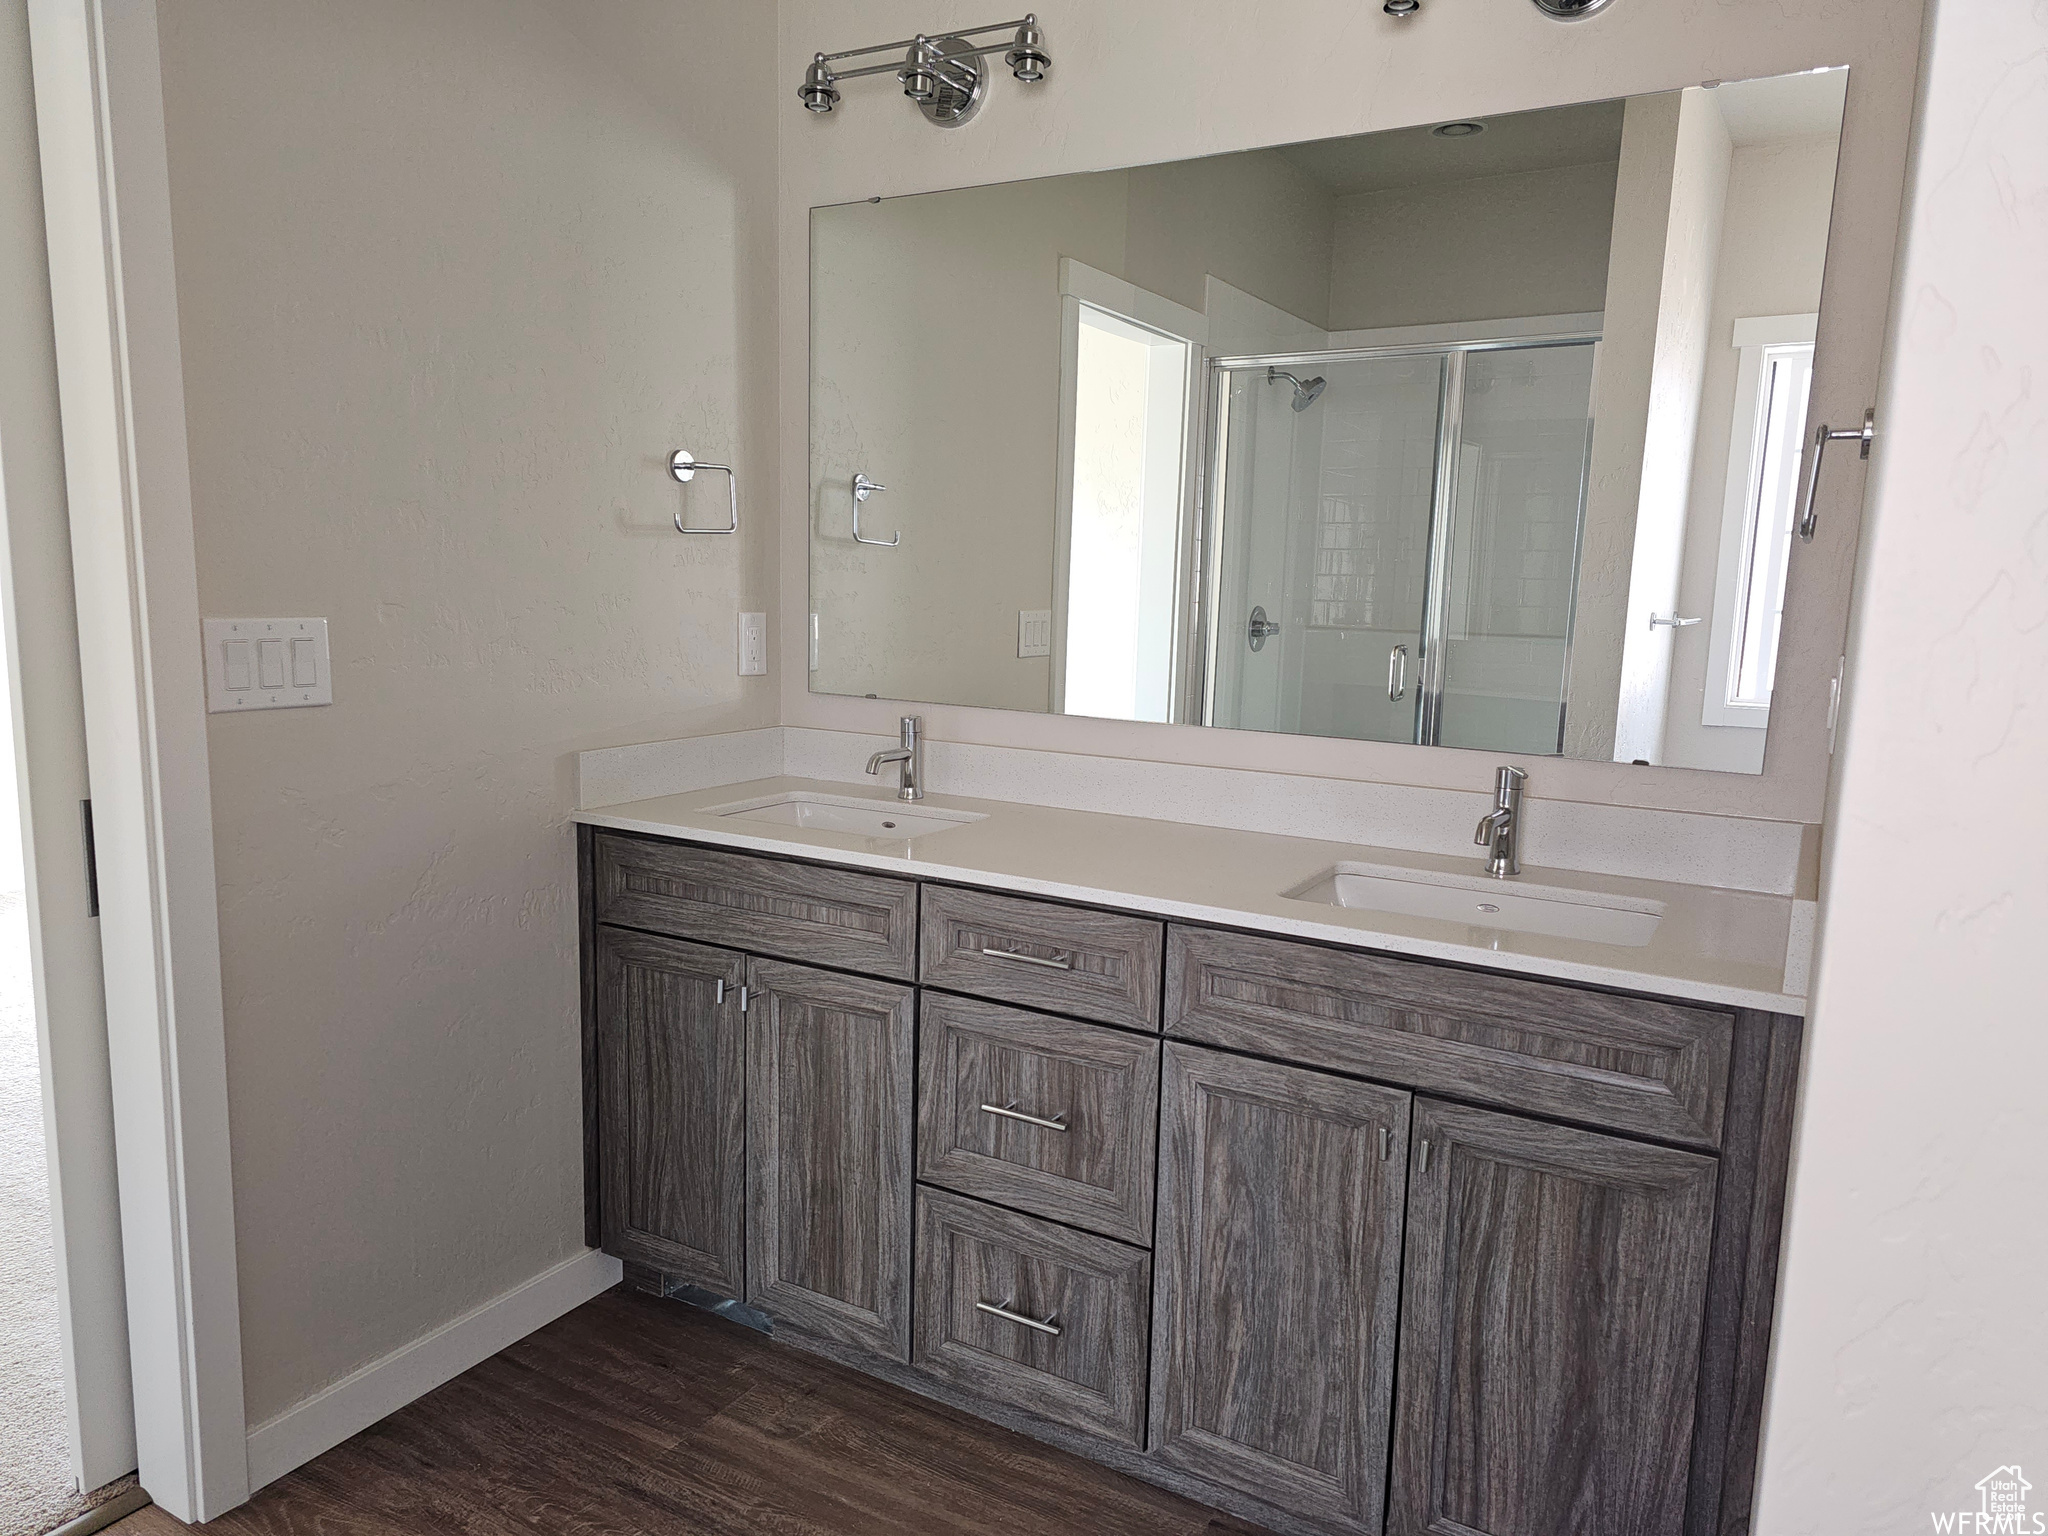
[1268,367,1328,412]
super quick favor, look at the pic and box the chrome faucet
[865,715,924,802]
[1473,765,1526,878]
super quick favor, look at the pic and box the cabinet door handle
[1379,1125,1393,1162]
[979,946,1072,971]
[1418,1138,1432,1174]
[739,985,749,1013]
[980,1101,1068,1133]
[715,979,725,1005]
[976,1298,1061,1336]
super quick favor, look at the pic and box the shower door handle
[1388,644,1408,702]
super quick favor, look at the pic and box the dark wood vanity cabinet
[581,829,1801,1536]
[743,958,916,1359]
[1387,1100,1719,1536]
[1150,1044,1411,1534]
[593,928,746,1294]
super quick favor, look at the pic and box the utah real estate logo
[1933,1466,2044,1533]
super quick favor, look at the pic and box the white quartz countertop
[574,776,1807,1016]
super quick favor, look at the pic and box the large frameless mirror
[809,68,1849,772]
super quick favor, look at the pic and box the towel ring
[670,449,738,535]
[852,472,899,547]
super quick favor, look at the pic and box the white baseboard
[244,1247,623,1493]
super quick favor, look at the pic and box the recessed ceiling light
[1432,121,1485,138]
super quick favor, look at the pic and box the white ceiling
[1272,66,1847,198]
[1277,99,1625,197]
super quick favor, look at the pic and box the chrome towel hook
[852,472,900,547]
[669,449,738,535]
[1796,408,1875,542]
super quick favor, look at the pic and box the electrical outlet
[738,612,767,676]
[1018,609,1052,658]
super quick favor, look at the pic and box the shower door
[1430,341,1599,754]
[1200,337,1596,754]
[1204,352,1447,741]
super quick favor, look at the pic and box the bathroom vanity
[575,784,1802,1536]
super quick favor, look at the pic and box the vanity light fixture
[798,15,1050,128]
[1531,0,1616,17]
[1382,0,1421,15]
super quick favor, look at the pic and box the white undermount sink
[1285,862,1664,948]
[704,791,985,842]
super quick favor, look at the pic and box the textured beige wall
[157,0,778,1425]
[779,0,1926,825]
[1758,0,2048,1520]
[1327,160,1619,333]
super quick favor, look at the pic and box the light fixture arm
[816,17,1038,68]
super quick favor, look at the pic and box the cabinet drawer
[916,995,1159,1244]
[912,1187,1151,1448]
[593,835,916,980]
[1166,926,1732,1147]
[920,885,1162,1029]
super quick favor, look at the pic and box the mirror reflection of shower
[1266,365,1327,412]
[1209,337,1600,755]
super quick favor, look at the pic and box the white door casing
[0,0,133,1490]
[28,0,250,1519]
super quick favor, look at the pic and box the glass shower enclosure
[1201,336,1599,755]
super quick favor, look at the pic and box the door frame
[26,0,250,1520]
[0,0,133,1491]
[1049,258,1207,722]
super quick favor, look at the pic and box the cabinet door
[746,957,915,1359]
[1388,1100,1718,1536]
[595,928,746,1295]
[1151,1043,1411,1535]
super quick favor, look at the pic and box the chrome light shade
[798,55,840,113]
[899,37,941,103]
[1383,0,1421,13]
[1532,0,1615,16]
[1005,15,1050,81]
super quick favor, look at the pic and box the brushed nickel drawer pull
[976,1298,1062,1336]
[979,945,1073,970]
[979,1100,1068,1133]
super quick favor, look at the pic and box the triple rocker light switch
[203,618,333,712]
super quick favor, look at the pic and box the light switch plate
[1018,609,1052,659]
[203,618,332,712]
[738,612,768,676]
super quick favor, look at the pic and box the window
[1704,316,1815,729]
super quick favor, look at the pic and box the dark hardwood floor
[116,1285,1266,1535]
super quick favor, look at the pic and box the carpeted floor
[0,889,133,1536]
